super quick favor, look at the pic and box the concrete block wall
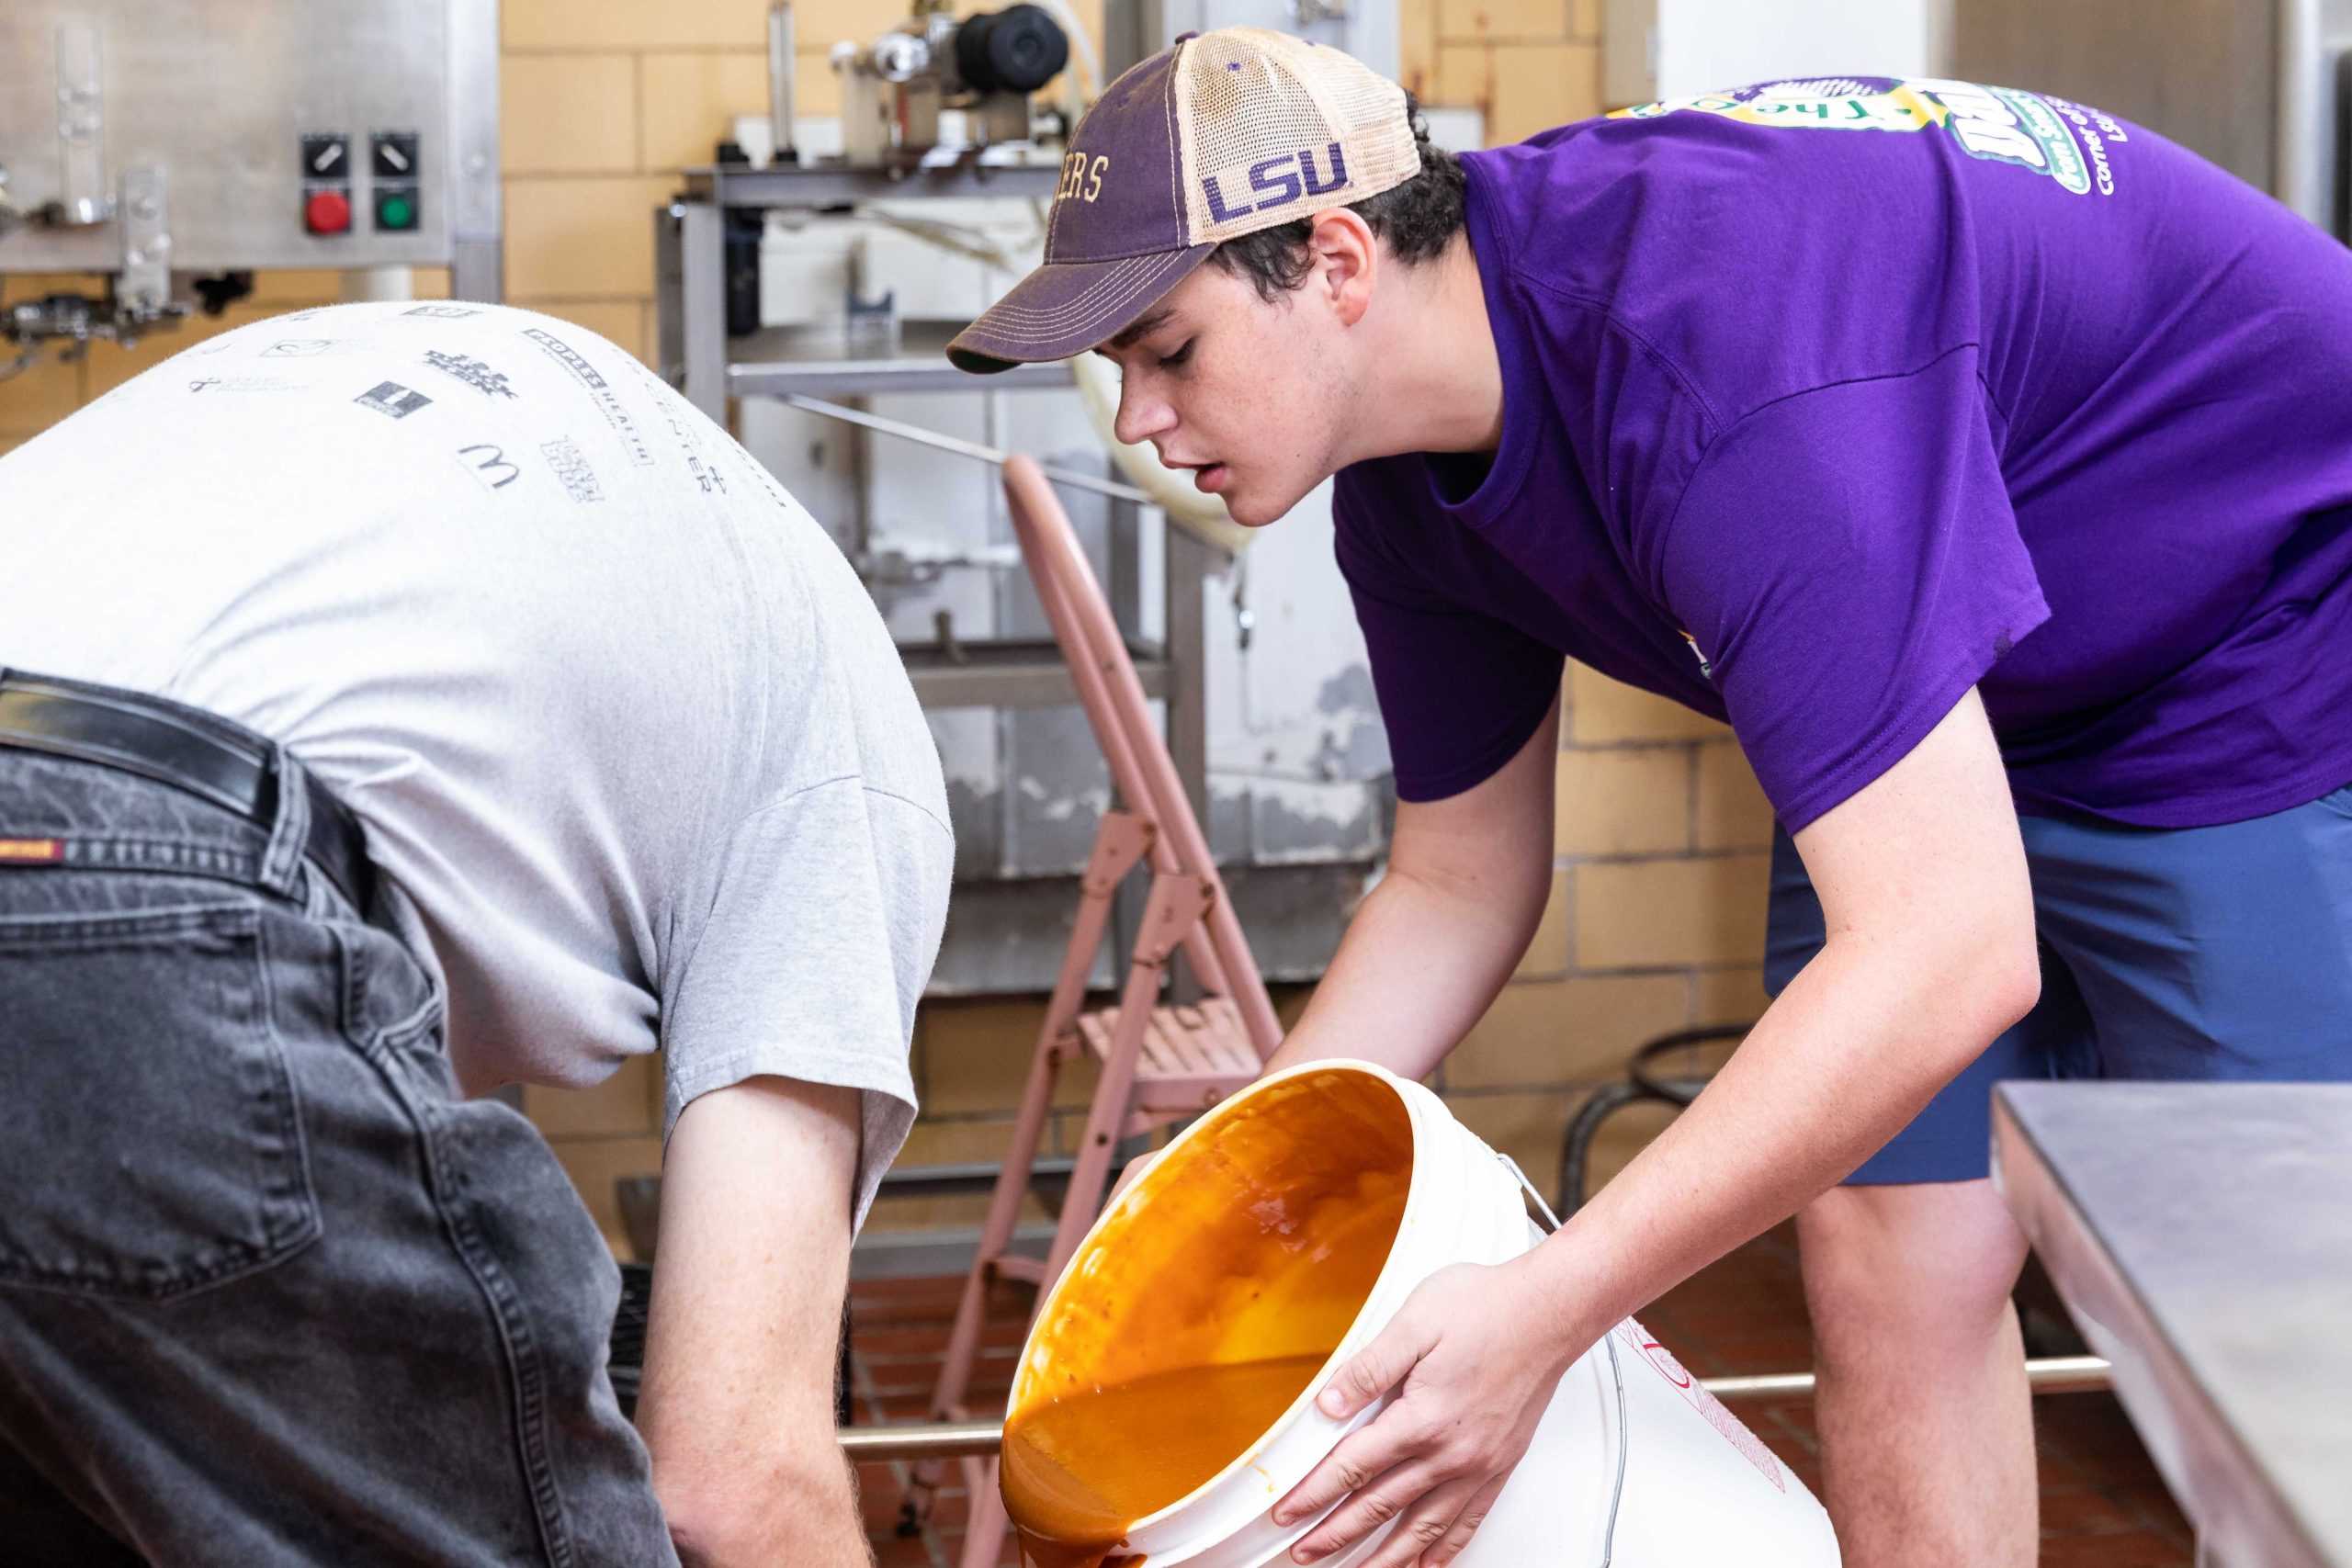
[1446,664,1775,1208]
[2,0,1781,1254]
[1397,0,1607,141]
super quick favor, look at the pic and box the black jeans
[0,733,676,1565]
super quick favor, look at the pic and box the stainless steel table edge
[1992,1084,2337,1568]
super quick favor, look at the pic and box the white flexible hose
[865,206,1043,268]
[1027,0,1101,120]
[852,211,1252,554]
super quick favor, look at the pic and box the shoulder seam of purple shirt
[1656,339,1995,530]
[1506,272,1732,439]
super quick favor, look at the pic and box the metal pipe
[782,391,1158,504]
[51,19,108,228]
[767,2,798,166]
[2024,1353,2116,1393]
[834,1357,2115,1460]
[1699,1355,2114,1402]
[340,265,414,304]
[841,1419,1003,1461]
[2274,0,2324,231]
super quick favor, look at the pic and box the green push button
[375,189,417,231]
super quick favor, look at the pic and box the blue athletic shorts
[1764,782,2352,1185]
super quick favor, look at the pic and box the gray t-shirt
[0,302,950,1223]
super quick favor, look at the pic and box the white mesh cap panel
[1174,28,1421,245]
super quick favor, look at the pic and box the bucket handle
[1498,1153,1563,1235]
[1494,1152,1628,1566]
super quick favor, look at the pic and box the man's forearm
[639,1077,874,1567]
[1521,924,2039,1348]
[1268,863,1541,1080]
[661,1447,870,1568]
[1515,689,2041,1349]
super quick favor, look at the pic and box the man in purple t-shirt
[955,31,2352,1568]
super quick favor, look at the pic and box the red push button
[304,187,352,236]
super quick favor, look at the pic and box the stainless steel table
[1992,1081,2352,1568]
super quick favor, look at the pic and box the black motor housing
[956,4,1069,94]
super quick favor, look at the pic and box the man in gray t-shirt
[0,302,949,1564]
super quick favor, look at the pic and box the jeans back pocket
[0,902,321,1298]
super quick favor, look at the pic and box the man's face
[1095,261,1356,528]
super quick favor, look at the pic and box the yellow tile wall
[1402,0,1604,138]
[1446,667,1777,1213]
[3,0,1769,1244]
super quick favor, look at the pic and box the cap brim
[948,244,1216,374]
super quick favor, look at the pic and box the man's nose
[1113,374,1176,449]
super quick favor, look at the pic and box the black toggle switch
[369,131,421,179]
[300,132,349,181]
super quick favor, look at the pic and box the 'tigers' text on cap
[948,27,1419,374]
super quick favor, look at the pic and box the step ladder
[913,455,1283,1568]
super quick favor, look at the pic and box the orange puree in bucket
[1001,1070,1414,1568]
[1002,1354,1331,1568]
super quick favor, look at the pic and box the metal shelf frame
[652,171,1216,826]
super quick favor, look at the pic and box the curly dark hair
[1206,96,1467,301]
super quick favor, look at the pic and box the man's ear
[1306,208,1378,328]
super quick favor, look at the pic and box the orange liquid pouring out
[1001,1070,1414,1568]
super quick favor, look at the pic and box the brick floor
[848,1227,2194,1566]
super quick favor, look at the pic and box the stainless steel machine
[1947,0,2352,240]
[1,0,501,364]
[830,1,1074,169]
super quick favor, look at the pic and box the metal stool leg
[1558,1022,1760,1216]
[1556,1080,1660,1219]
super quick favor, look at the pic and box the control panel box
[0,0,497,279]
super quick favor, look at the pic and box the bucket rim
[1003,1057,1487,1561]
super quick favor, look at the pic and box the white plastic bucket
[1006,1059,1840,1566]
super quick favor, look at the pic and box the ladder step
[1075,996,1261,1080]
[991,1255,1048,1286]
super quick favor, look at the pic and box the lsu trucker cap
[947,27,1420,373]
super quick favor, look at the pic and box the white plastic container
[1008,1060,1841,1567]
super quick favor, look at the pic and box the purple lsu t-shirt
[1335,78,2352,831]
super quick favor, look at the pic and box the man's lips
[1168,458,1229,494]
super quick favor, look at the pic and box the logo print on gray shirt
[519,328,656,468]
[183,375,297,395]
[647,393,726,495]
[355,381,434,419]
[456,443,522,491]
[423,350,518,400]
[540,438,604,502]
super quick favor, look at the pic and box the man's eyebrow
[1104,309,1176,352]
